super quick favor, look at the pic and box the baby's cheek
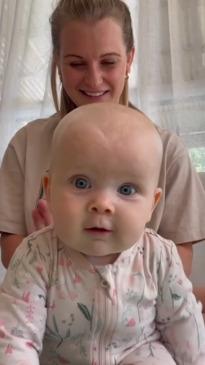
[51,194,70,217]
[54,223,71,247]
[120,214,142,243]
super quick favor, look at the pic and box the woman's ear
[126,47,135,74]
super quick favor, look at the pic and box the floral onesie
[0,227,204,365]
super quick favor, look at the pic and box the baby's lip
[84,226,113,234]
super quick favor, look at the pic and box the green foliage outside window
[189,148,205,172]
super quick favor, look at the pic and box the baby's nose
[88,194,115,215]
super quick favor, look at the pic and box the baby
[0,103,204,365]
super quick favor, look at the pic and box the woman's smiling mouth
[80,90,109,97]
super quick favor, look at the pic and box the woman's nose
[85,64,103,88]
[87,194,115,215]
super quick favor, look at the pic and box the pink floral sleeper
[0,227,204,365]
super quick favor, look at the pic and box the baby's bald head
[51,103,163,186]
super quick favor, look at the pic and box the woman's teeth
[83,91,106,97]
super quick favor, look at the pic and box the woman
[0,0,205,301]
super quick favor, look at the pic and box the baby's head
[44,103,162,263]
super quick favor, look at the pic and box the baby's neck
[86,253,119,266]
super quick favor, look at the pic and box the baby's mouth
[85,227,112,234]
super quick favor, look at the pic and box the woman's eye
[73,177,91,189]
[102,60,116,66]
[70,62,86,68]
[118,184,137,196]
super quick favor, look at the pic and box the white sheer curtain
[0,0,205,168]
[0,0,55,157]
[134,0,205,170]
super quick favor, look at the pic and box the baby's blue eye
[118,184,137,196]
[73,177,91,189]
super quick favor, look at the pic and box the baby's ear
[147,187,162,223]
[152,187,162,212]
[43,172,51,203]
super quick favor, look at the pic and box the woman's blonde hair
[50,0,134,116]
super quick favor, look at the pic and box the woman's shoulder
[9,113,61,149]
[15,113,60,137]
[156,125,187,157]
[129,103,187,159]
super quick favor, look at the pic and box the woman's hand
[32,199,53,231]
[1,233,24,268]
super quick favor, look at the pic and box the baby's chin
[64,242,136,265]
[57,232,136,258]
[75,244,134,259]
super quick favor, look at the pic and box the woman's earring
[125,73,129,81]
[120,73,129,106]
